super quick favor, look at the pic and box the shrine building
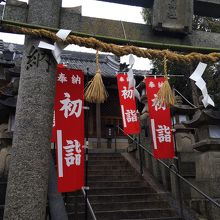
[0,39,149,150]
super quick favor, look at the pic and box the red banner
[54,64,84,192]
[145,77,175,159]
[117,73,140,135]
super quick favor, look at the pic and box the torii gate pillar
[4,0,62,219]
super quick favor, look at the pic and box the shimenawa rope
[2,24,220,63]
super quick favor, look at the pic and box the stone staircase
[0,178,6,220]
[0,153,185,220]
[66,153,184,220]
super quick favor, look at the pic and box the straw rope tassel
[156,56,175,107]
[84,50,108,103]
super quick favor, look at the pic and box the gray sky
[0,0,151,70]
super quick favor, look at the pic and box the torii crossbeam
[1,0,220,51]
[97,0,220,18]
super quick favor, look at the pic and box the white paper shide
[189,62,214,108]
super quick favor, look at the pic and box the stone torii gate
[0,0,220,219]
[98,0,220,18]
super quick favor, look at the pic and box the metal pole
[172,117,184,218]
[84,106,89,220]
[84,68,90,220]
[177,169,184,218]
[82,188,97,220]
[170,163,184,218]
[85,148,88,220]
[114,123,117,152]
[118,125,220,209]
[138,134,143,175]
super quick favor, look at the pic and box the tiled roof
[0,41,151,77]
[0,40,4,52]
[0,41,15,67]
[61,51,120,78]
[61,51,150,78]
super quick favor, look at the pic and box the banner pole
[84,106,89,220]
[85,68,90,220]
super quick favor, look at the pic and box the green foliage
[151,59,193,103]
[193,16,220,33]
[141,8,152,25]
[141,8,220,32]
[141,8,220,107]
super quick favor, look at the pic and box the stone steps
[121,218,183,220]
[88,156,125,161]
[65,152,183,220]
[88,165,134,171]
[89,153,123,156]
[88,175,142,181]
[88,169,136,175]
[0,182,6,219]
[88,180,149,188]
[88,160,130,166]
[66,187,155,196]
[90,187,155,195]
[0,182,6,205]
[0,152,184,220]
[0,205,3,220]
[69,208,178,220]
[65,193,165,204]
[67,200,170,212]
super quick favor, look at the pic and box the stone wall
[128,93,220,219]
